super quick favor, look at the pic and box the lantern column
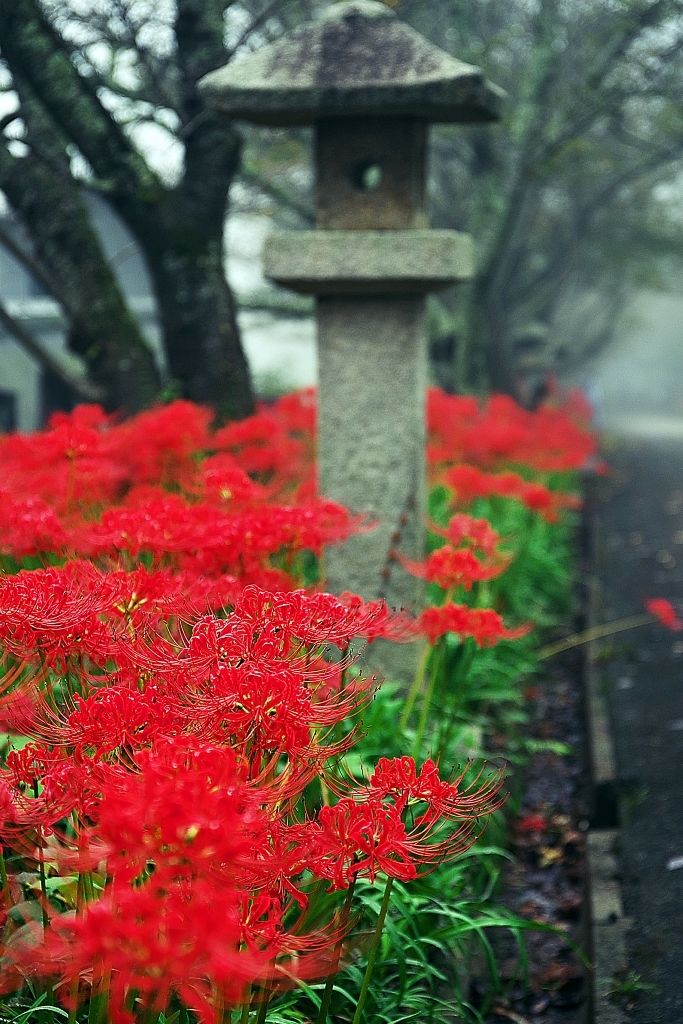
[200,0,503,677]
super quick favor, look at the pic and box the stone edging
[583,474,631,1024]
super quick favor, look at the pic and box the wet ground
[474,429,683,1023]
[476,646,591,1024]
[595,434,683,1021]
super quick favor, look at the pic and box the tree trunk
[126,113,255,423]
[0,121,161,414]
[145,227,254,421]
[0,0,255,420]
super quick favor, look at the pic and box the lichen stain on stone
[264,26,314,80]
[317,23,421,86]
[262,20,444,87]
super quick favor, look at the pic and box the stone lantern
[200,1,502,673]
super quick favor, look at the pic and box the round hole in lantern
[353,162,382,192]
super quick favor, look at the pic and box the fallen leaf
[494,1010,531,1024]
[539,847,563,867]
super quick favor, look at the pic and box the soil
[471,644,591,1024]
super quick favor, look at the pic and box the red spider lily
[0,493,68,559]
[0,406,126,513]
[429,513,505,557]
[400,545,511,591]
[48,883,267,1024]
[42,877,341,1024]
[1,743,114,834]
[516,813,547,832]
[61,684,182,757]
[212,389,317,498]
[69,495,361,582]
[0,392,323,589]
[426,387,598,474]
[368,756,453,808]
[309,757,504,889]
[234,585,417,646]
[645,597,683,631]
[0,385,602,1021]
[93,742,265,885]
[107,400,213,490]
[0,686,37,735]
[367,756,505,820]
[444,465,581,523]
[197,453,270,505]
[311,798,418,887]
[0,780,17,827]
[0,566,118,667]
[419,603,532,646]
[9,740,349,1024]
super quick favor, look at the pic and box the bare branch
[0,0,161,198]
[0,300,103,402]
[0,222,62,308]
[238,163,315,224]
[225,0,293,61]
[584,0,675,92]
[0,111,21,134]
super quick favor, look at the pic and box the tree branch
[225,0,293,60]
[175,0,233,88]
[238,163,316,224]
[0,0,160,198]
[0,222,63,309]
[0,300,102,402]
[584,0,675,92]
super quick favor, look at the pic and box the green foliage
[429,477,577,629]
[608,970,661,1003]
[268,478,581,1024]
[268,854,558,1024]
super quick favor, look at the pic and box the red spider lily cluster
[0,393,324,592]
[0,387,599,1023]
[427,387,600,475]
[0,576,501,1023]
[442,465,582,524]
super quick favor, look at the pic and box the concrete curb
[587,830,632,1024]
[583,476,631,1024]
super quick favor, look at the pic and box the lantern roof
[199,0,504,126]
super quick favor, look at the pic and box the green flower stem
[67,874,86,1024]
[240,991,251,1024]
[254,991,270,1024]
[33,783,54,1020]
[399,645,429,731]
[537,613,651,660]
[315,879,356,1024]
[411,641,444,758]
[0,847,8,892]
[88,966,110,1024]
[437,640,476,755]
[33,785,50,930]
[350,877,393,1024]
